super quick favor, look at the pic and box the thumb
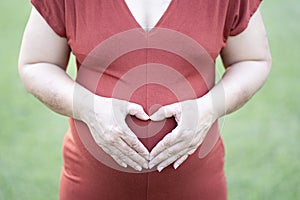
[150,104,178,121]
[128,103,149,121]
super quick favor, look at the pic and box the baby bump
[94,61,206,150]
[74,46,215,172]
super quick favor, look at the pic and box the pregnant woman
[18,0,271,199]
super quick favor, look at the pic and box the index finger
[120,123,150,161]
[149,127,180,160]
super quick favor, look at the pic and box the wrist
[197,92,224,121]
[72,83,95,122]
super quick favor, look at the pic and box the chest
[124,0,172,32]
[67,0,229,61]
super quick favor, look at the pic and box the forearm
[19,62,92,119]
[201,60,271,118]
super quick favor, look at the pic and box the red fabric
[30,0,262,199]
[31,0,66,37]
[226,0,263,36]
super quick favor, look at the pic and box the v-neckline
[122,0,175,33]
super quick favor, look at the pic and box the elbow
[18,62,34,94]
[266,52,272,74]
[18,62,28,83]
[251,52,273,90]
[18,57,39,95]
[18,57,29,91]
[261,50,272,82]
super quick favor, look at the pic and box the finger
[187,148,197,155]
[149,128,180,160]
[173,155,189,170]
[116,138,149,169]
[106,145,144,171]
[102,146,128,168]
[150,103,179,121]
[128,103,149,120]
[173,148,198,170]
[155,148,189,172]
[121,124,150,161]
[149,141,184,169]
[110,153,128,168]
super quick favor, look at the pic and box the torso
[124,0,172,32]
[61,1,229,199]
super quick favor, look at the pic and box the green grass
[0,1,68,200]
[221,0,300,199]
[0,0,299,200]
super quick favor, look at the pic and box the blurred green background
[0,0,299,199]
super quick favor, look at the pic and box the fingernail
[157,166,164,172]
[140,114,149,120]
[174,163,179,170]
[135,166,142,171]
[144,114,150,120]
[149,115,157,121]
[143,163,149,169]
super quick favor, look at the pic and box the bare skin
[125,0,172,32]
[18,7,271,172]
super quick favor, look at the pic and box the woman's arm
[18,8,150,171]
[149,10,272,171]
[18,8,73,117]
[208,9,272,117]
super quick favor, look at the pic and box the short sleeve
[225,0,262,37]
[30,0,66,37]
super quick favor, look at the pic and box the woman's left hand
[148,97,218,172]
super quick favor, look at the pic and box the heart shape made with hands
[124,83,179,152]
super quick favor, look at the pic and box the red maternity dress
[31,0,262,199]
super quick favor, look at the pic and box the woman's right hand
[75,91,150,171]
[19,8,150,172]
